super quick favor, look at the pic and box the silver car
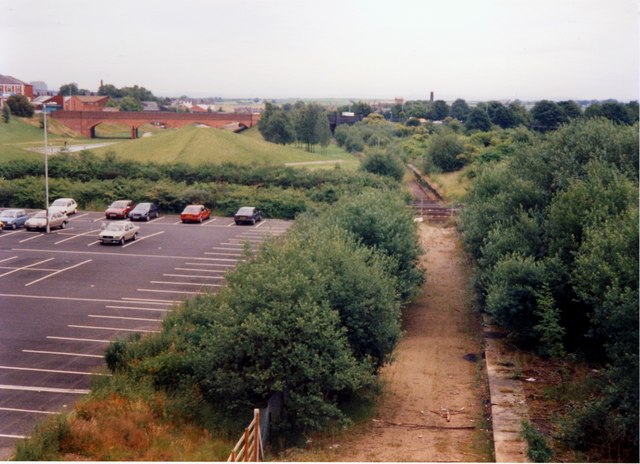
[99,222,140,245]
[25,210,68,231]
[49,198,78,215]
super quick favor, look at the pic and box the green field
[91,124,358,167]
[1,117,358,168]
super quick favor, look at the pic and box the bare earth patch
[285,223,493,461]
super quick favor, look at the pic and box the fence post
[254,409,261,461]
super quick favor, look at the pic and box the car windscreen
[236,207,254,215]
[105,223,125,231]
[0,211,16,218]
[133,203,151,211]
[33,211,47,218]
[110,201,130,208]
[183,206,201,213]
[51,200,67,206]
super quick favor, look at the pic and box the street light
[42,104,50,233]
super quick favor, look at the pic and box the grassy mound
[92,125,355,166]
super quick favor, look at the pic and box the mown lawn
[91,124,358,167]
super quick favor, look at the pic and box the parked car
[0,209,29,229]
[234,206,262,225]
[25,210,68,231]
[105,200,135,219]
[49,198,78,215]
[129,202,159,221]
[99,222,140,245]
[180,204,211,223]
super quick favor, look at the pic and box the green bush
[521,420,553,462]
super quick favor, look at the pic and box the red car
[180,204,211,223]
[105,200,135,219]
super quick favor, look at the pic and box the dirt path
[329,223,492,461]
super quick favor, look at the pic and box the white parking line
[0,433,29,439]
[22,349,103,359]
[70,212,90,220]
[0,256,18,263]
[18,234,44,243]
[211,246,244,251]
[121,297,175,304]
[0,365,107,376]
[204,251,243,257]
[174,268,225,273]
[149,281,222,287]
[122,230,165,248]
[46,336,110,344]
[0,407,59,415]
[14,247,240,261]
[202,217,219,226]
[105,305,172,312]
[0,384,90,394]
[25,259,92,287]
[0,231,22,239]
[162,273,224,279]
[54,229,101,245]
[0,258,54,279]
[255,220,266,228]
[137,288,202,295]
[184,262,234,267]
[199,255,242,262]
[89,315,162,323]
[0,293,145,305]
[68,325,160,333]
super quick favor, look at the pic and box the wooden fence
[227,409,263,462]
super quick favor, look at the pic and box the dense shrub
[459,118,639,459]
[360,149,405,181]
[102,188,420,437]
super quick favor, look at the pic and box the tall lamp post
[42,104,50,233]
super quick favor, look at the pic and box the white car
[49,198,78,215]
[25,210,68,231]
[99,222,140,245]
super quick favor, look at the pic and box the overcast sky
[1,0,638,101]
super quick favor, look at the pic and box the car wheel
[120,237,125,245]
[11,223,17,230]
[60,221,67,229]
[251,218,256,225]
[132,232,138,241]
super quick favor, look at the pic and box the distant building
[30,81,49,96]
[32,95,64,112]
[0,74,34,109]
[141,101,160,112]
[64,95,109,111]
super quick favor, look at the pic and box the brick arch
[51,111,260,139]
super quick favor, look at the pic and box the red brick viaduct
[51,111,260,139]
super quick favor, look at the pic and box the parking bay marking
[0,407,59,415]
[162,273,224,279]
[122,230,165,248]
[46,336,110,344]
[24,259,92,287]
[68,324,160,334]
[54,229,101,245]
[0,365,108,376]
[0,384,90,394]
[0,258,54,279]
[22,349,103,359]
[89,314,162,323]
[149,281,222,287]
[105,305,172,313]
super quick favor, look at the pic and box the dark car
[180,204,211,223]
[129,202,159,221]
[105,200,135,219]
[234,206,262,225]
[0,209,30,229]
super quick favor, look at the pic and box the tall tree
[58,82,81,96]
[558,100,582,119]
[450,98,470,122]
[429,100,450,120]
[465,107,492,131]
[530,100,567,132]
[6,95,34,117]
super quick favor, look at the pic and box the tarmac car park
[0,208,291,458]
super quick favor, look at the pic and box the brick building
[63,95,110,111]
[0,74,34,109]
